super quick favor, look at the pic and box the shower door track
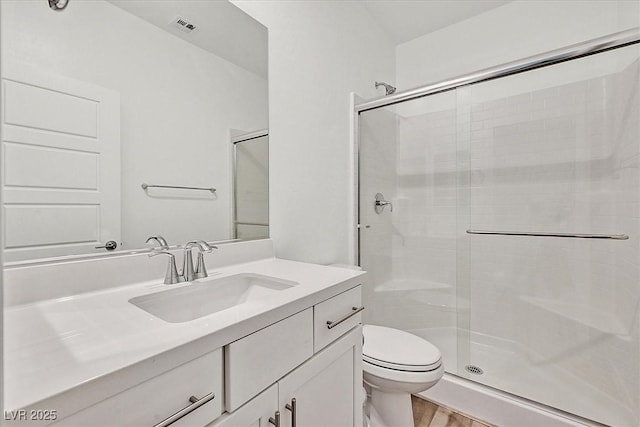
[355,27,640,113]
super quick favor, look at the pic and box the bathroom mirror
[0,0,269,262]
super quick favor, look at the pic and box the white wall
[233,0,395,264]
[1,0,267,253]
[396,0,640,90]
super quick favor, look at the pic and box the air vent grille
[171,16,197,33]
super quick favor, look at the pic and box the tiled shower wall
[395,106,457,290]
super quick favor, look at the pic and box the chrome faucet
[182,240,218,281]
[146,235,169,249]
[149,251,183,285]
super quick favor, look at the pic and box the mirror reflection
[0,0,269,262]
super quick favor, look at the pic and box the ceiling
[360,0,512,45]
[105,0,512,77]
[107,0,268,78]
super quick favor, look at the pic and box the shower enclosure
[356,30,639,426]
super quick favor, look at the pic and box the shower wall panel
[395,108,457,288]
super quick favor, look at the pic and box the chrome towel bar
[141,183,216,193]
[466,230,629,240]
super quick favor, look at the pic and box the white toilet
[362,325,444,427]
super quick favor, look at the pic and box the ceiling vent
[171,16,198,34]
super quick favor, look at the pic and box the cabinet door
[209,385,278,427]
[226,308,313,412]
[278,326,362,427]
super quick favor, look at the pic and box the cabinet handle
[285,398,297,427]
[326,306,365,329]
[269,410,281,427]
[153,392,215,427]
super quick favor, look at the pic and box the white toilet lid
[363,325,442,372]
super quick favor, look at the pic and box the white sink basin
[129,273,297,323]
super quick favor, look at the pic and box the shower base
[409,327,634,427]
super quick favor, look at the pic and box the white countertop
[3,257,365,414]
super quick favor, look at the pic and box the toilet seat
[363,325,442,373]
[363,358,444,390]
[364,355,441,372]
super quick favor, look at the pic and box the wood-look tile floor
[412,395,493,427]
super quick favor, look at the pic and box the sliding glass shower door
[358,89,463,375]
[358,42,639,426]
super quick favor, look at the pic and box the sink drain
[465,365,484,375]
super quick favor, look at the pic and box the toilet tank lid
[363,324,441,367]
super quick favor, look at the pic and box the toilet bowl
[363,325,444,427]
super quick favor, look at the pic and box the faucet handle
[146,235,169,249]
[187,240,217,252]
[192,242,218,279]
[149,251,183,285]
[197,240,215,252]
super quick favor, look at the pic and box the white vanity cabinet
[4,241,368,427]
[25,284,363,427]
[220,285,363,427]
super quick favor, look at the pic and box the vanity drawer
[225,308,313,412]
[314,285,363,352]
[53,349,224,427]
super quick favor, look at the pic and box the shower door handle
[374,193,392,214]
